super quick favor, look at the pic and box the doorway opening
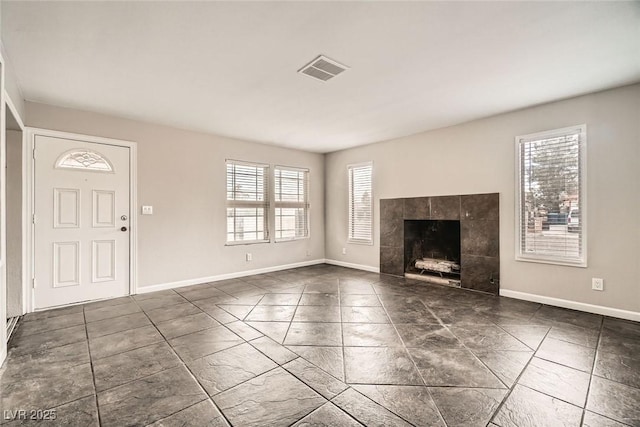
[5,102,24,341]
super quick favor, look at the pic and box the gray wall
[26,102,325,289]
[325,84,640,313]
[6,129,22,317]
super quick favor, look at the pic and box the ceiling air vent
[298,55,349,82]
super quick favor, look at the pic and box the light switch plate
[142,205,153,215]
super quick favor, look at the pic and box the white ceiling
[2,1,639,153]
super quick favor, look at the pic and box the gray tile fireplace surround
[380,193,500,294]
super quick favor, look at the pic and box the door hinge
[32,278,36,289]
[32,148,36,160]
[32,214,36,224]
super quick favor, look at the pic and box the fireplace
[404,220,461,287]
[380,193,500,294]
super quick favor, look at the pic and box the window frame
[225,159,270,245]
[514,124,587,267]
[273,165,310,242]
[347,161,374,245]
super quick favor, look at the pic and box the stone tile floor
[1,264,639,426]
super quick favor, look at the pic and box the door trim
[25,127,138,312]
[1,53,6,366]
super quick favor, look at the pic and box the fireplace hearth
[380,193,500,294]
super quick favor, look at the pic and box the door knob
[121,226,128,232]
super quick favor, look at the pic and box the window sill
[275,236,310,243]
[225,240,270,246]
[516,255,587,268]
[348,239,374,246]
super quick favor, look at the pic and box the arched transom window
[55,150,113,172]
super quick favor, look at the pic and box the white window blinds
[516,125,586,266]
[348,163,373,244]
[226,161,269,243]
[274,166,309,241]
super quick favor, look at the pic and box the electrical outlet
[592,278,604,291]
[306,250,311,257]
[246,253,252,262]
[342,248,347,255]
[141,205,153,215]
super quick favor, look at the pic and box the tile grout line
[580,315,604,426]
[163,275,324,412]
[6,323,87,355]
[156,288,264,341]
[533,340,599,372]
[235,292,264,322]
[2,314,101,420]
[492,312,547,352]
[508,383,592,418]
[339,278,348,387]
[442,324,511,391]
[144,398,214,426]
[129,295,236,427]
[416,298,478,426]
[281,349,346,387]
[10,266,638,427]
[87,316,155,340]
[423,298,554,394]
[280,291,297,345]
[89,327,165,361]
[82,306,104,427]
[274,358,338,426]
[282,276,336,338]
[327,388,371,426]
[290,398,364,427]
[154,320,221,342]
[88,292,239,349]
[376,291,449,427]
[9,316,85,339]
[19,305,84,323]
[88,339,233,395]
[240,272,636,426]
[331,382,418,426]
[82,297,137,314]
[176,281,238,301]
[488,326,554,425]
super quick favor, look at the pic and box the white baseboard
[324,259,380,273]
[137,259,326,294]
[500,289,640,322]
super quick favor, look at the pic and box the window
[516,125,586,266]
[274,166,309,241]
[348,162,373,244]
[226,161,269,244]
[56,150,113,172]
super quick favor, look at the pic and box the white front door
[34,135,130,309]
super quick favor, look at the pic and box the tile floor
[1,264,639,426]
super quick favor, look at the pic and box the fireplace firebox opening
[404,220,461,287]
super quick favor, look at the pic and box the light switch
[141,205,153,215]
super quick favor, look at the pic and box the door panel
[92,240,116,282]
[34,135,130,308]
[52,241,80,288]
[54,188,80,228]
[93,190,115,227]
